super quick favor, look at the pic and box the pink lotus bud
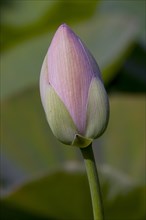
[40,24,109,147]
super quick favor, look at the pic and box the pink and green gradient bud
[40,24,109,148]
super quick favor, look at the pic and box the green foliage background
[1,0,146,220]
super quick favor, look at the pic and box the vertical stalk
[80,144,104,220]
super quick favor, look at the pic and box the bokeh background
[0,0,146,220]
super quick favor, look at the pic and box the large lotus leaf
[1,167,145,220]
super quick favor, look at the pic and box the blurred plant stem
[80,144,104,220]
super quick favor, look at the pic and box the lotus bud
[40,24,109,148]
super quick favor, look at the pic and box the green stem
[80,144,104,220]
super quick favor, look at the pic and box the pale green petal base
[45,85,78,145]
[85,77,109,139]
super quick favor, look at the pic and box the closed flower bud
[40,24,109,148]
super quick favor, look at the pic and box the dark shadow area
[107,44,146,93]
[0,202,56,220]
[0,0,15,8]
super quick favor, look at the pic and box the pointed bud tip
[57,23,75,37]
[59,23,69,30]
[60,23,68,28]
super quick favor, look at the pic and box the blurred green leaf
[100,0,146,45]
[1,170,92,220]
[1,167,145,220]
[1,0,98,51]
[105,185,146,220]
[103,94,145,183]
[1,87,79,176]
